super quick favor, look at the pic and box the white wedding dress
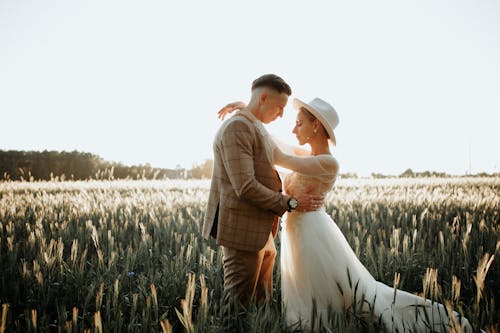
[274,151,473,332]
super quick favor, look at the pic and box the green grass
[0,177,498,332]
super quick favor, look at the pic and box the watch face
[290,198,298,208]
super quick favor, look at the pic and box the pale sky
[1,0,499,176]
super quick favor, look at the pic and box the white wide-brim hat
[293,97,339,146]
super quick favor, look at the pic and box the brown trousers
[222,233,277,306]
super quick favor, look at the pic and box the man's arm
[220,119,289,215]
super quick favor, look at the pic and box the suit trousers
[222,233,277,307]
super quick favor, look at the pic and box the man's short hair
[251,74,292,96]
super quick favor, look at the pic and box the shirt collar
[237,109,259,124]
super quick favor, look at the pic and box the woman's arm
[293,146,311,156]
[274,146,338,177]
[218,101,246,120]
[271,136,311,157]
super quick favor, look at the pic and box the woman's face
[292,109,316,145]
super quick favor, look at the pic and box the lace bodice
[284,172,335,197]
[272,142,338,196]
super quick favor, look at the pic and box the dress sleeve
[273,143,339,177]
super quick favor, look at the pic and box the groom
[203,74,323,309]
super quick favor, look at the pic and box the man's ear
[259,92,268,105]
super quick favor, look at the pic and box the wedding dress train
[275,153,473,332]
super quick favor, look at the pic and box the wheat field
[0,177,498,332]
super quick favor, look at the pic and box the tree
[400,168,415,178]
[190,159,213,179]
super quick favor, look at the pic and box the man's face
[260,91,289,124]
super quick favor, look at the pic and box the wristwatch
[287,197,298,212]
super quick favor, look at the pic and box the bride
[218,98,474,332]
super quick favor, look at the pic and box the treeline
[0,150,212,181]
[370,168,499,179]
[1,150,497,182]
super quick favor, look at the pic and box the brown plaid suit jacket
[203,112,290,252]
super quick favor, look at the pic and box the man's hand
[293,193,325,212]
[218,101,247,120]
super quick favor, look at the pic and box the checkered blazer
[203,112,290,252]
